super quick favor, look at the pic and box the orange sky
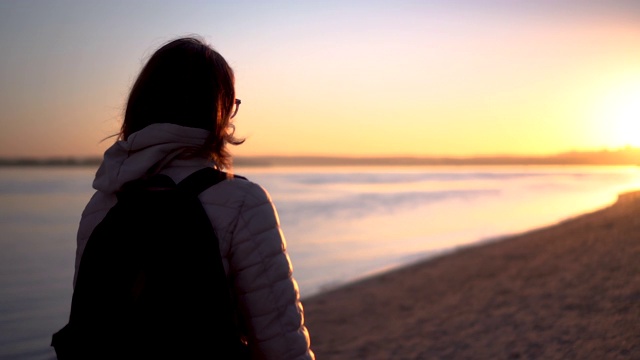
[1,1,639,158]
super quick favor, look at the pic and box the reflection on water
[0,167,95,360]
[1,165,640,359]
[238,165,640,297]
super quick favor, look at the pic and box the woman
[74,37,313,359]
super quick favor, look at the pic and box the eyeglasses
[231,99,241,119]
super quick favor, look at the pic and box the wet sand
[304,191,640,359]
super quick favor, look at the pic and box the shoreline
[301,200,615,300]
[303,190,640,359]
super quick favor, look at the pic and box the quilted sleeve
[228,183,314,360]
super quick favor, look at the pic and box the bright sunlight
[610,87,640,147]
[593,79,640,148]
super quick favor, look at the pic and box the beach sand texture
[304,191,640,359]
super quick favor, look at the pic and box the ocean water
[1,165,640,359]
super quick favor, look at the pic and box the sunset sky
[1,1,639,158]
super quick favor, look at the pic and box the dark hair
[121,36,243,168]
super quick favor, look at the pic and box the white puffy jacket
[74,123,314,360]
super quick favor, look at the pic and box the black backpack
[51,167,250,359]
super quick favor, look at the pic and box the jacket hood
[93,123,212,193]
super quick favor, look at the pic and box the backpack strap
[176,167,251,354]
[177,167,244,197]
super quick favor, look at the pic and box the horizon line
[2,145,640,161]
[2,148,640,167]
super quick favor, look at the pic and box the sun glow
[610,89,640,147]
[593,80,640,148]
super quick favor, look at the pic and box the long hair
[121,37,243,168]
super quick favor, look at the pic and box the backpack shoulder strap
[177,167,246,197]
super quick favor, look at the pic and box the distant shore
[2,147,640,167]
[303,191,640,359]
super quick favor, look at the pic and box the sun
[611,90,640,147]
[597,82,640,148]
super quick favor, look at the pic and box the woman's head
[121,36,243,168]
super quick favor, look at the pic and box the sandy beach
[303,191,640,359]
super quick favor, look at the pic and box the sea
[1,164,640,359]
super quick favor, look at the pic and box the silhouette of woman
[70,36,313,359]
